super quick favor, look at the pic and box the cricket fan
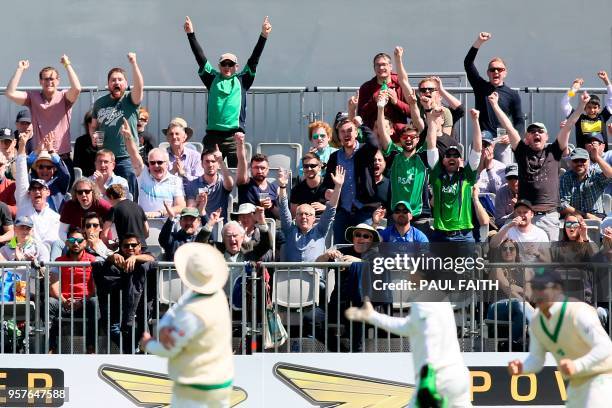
[508,270,612,408]
[140,243,233,408]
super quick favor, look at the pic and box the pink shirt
[25,89,74,155]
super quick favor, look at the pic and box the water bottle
[378,80,389,107]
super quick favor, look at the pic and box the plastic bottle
[568,84,579,98]
[378,80,389,106]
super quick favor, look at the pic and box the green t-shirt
[201,62,253,131]
[92,91,139,159]
[383,143,428,217]
[430,162,477,231]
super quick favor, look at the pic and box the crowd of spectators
[1,26,612,354]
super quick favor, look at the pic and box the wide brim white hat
[174,243,229,295]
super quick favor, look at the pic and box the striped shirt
[559,168,611,215]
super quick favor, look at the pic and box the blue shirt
[378,225,429,243]
[337,144,359,212]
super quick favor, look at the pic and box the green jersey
[92,91,139,159]
[430,162,477,231]
[383,143,429,217]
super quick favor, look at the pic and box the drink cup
[94,131,105,148]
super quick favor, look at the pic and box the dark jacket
[196,223,273,262]
[158,216,207,261]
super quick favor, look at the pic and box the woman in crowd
[73,111,98,178]
[297,121,337,178]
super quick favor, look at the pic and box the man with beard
[278,166,344,262]
[427,108,482,242]
[186,142,238,222]
[159,206,205,261]
[508,270,612,408]
[490,91,588,241]
[92,53,144,198]
[290,153,329,217]
[465,32,524,164]
[560,148,612,220]
[5,56,81,162]
[121,119,186,218]
[371,201,429,243]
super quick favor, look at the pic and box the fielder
[140,243,233,408]
[346,298,472,407]
[508,270,612,408]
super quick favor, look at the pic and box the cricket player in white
[508,270,612,408]
[346,298,472,407]
[140,243,233,408]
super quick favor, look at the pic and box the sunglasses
[564,221,580,229]
[149,160,165,166]
[444,153,461,158]
[122,242,140,249]
[303,163,319,169]
[354,232,373,239]
[419,87,436,94]
[488,67,506,73]
[76,189,92,195]
[527,128,545,134]
[220,61,236,68]
[37,165,55,170]
[66,237,85,244]
[393,208,410,214]
[501,246,516,252]
[138,117,148,123]
[312,133,327,140]
[572,159,587,164]
[85,223,100,228]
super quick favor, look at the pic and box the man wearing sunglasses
[508,270,612,408]
[490,91,589,241]
[290,153,328,217]
[49,226,98,354]
[25,139,70,213]
[372,201,429,243]
[560,148,612,220]
[184,15,271,167]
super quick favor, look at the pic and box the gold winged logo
[273,362,415,407]
[98,364,247,407]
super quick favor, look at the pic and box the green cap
[394,200,413,213]
[180,207,200,218]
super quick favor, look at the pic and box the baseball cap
[505,163,518,178]
[394,200,412,212]
[514,198,533,211]
[33,151,55,169]
[530,269,563,288]
[585,132,605,144]
[481,130,495,145]
[15,109,32,123]
[231,203,256,219]
[14,216,34,228]
[569,148,589,161]
[218,53,238,64]
[527,122,547,133]
[0,127,13,141]
[333,112,351,129]
[180,207,200,218]
[444,144,464,158]
[29,179,49,190]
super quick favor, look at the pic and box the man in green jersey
[427,108,482,242]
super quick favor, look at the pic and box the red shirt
[59,198,112,227]
[357,72,411,129]
[55,252,96,299]
[0,177,16,218]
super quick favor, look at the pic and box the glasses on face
[149,160,165,166]
[444,153,460,159]
[527,128,545,134]
[419,87,436,94]
[37,165,55,170]
[565,221,580,229]
[29,186,45,192]
[501,246,516,252]
[572,159,587,164]
[122,242,139,249]
[138,117,148,123]
[312,133,327,140]
[586,139,602,145]
[66,237,85,244]
[488,67,506,73]
[354,232,373,239]
[393,208,410,214]
[85,222,100,228]
[220,61,236,68]
[302,163,320,169]
[76,189,92,195]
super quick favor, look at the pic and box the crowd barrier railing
[1,260,611,355]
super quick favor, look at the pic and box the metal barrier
[2,84,609,155]
[1,260,611,355]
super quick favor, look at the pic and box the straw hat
[345,223,381,243]
[162,117,194,140]
[174,243,228,294]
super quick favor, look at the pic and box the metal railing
[1,260,611,355]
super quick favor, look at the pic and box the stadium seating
[256,142,302,173]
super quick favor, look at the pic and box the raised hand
[233,131,245,145]
[207,207,223,227]
[60,54,71,66]
[348,90,359,112]
[345,299,374,322]
[470,108,480,120]
[406,88,418,105]
[120,118,132,139]
[571,77,584,89]
[372,206,386,225]
[163,201,175,219]
[254,206,266,225]
[261,16,272,38]
[376,92,388,108]
[386,88,398,105]
[277,168,289,188]
[127,52,137,64]
[213,144,223,163]
[184,16,194,34]
[18,60,29,70]
[394,46,403,59]
[487,91,499,106]
[580,91,591,105]
[477,32,492,43]
[431,76,444,91]
[330,165,345,186]
[597,71,609,85]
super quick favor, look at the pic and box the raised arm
[234,132,249,185]
[184,16,207,68]
[598,71,612,113]
[488,92,521,150]
[432,76,462,110]
[464,32,491,85]
[327,165,345,208]
[128,53,144,105]
[60,55,81,103]
[277,168,293,232]
[5,60,29,105]
[120,118,144,176]
[393,46,414,98]
[472,185,489,227]
[558,92,590,151]
[245,16,271,72]
[560,78,582,118]
[425,109,442,168]
[215,146,234,191]
[470,108,483,154]
[376,97,392,151]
